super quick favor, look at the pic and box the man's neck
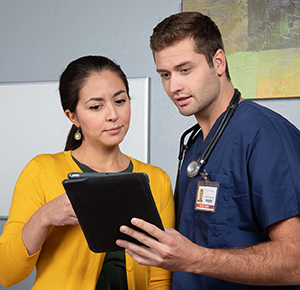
[195,85,235,141]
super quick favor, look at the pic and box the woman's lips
[106,126,122,135]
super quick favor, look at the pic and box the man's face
[154,38,221,120]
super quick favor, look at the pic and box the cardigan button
[127,266,133,272]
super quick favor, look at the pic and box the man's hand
[117,216,300,286]
[116,217,202,272]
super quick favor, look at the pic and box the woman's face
[69,70,131,149]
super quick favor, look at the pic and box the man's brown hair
[150,12,230,80]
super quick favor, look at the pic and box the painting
[183,0,300,99]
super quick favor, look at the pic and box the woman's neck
[71,144,130,173]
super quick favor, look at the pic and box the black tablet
[62,172,164,253]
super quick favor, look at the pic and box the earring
[74,127,81,141]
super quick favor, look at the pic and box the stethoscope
[173,89,240,227]
[175,89,241,188]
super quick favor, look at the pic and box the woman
[0,56,175,289]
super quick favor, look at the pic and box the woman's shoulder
[24,151,73,173]
[128,156,172,190]
[17,151,79,186]
[31,151,71,163]
[128,156,167,176]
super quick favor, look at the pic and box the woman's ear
[213,49,226,77]
[65,110,79,127]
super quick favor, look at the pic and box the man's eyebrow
[174,61,192,69]
[156,61,192,73]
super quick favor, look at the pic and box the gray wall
[1,1,300,289]
[0,0,185,188]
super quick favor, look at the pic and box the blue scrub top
[173,100,300,290]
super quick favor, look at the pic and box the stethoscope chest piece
[187,160,201,177]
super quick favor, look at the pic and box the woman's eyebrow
[85,97,103,104]
[85,90,127,104]
[113,90,127,97]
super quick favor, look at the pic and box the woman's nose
[106,105,118,121]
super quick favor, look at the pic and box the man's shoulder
[237,100,279,118]
[232,100,300,147]
[236,100,295,129]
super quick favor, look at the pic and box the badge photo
[195,180,219,212]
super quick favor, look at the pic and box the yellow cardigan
[0,151,175,289]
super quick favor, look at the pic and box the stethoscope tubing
[194,90,241,175]
[176,89,241,180]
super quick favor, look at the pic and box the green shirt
[72,156,132,290]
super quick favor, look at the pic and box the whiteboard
[0,78,149,217]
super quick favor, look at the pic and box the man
[116,12,300,289]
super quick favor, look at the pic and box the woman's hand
[39,193,79,227]
[22,193,79,255]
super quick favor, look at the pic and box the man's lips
[175,95,192,106]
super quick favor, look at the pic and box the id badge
[195,180,219,212]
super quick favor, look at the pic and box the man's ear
[213,49,226,77]
[65,110,79,127]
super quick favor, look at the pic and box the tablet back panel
[62,172,163,252]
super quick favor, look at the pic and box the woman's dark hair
[150,12,231,80]
[59,55,129,151]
